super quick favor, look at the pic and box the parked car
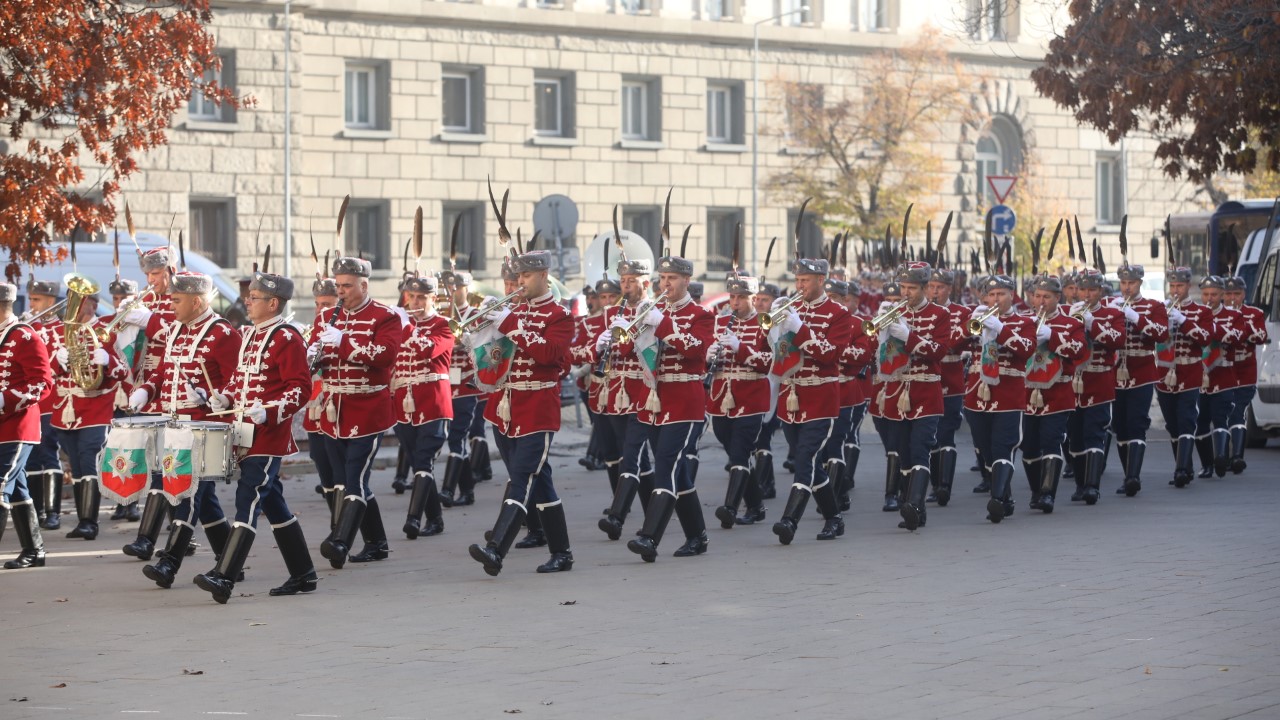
[1234,227,1280,446]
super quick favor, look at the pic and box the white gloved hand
[644,308,663,327]
[888,318,910,342]
[208,391,230,412]
[596,331,612,354]
[0,394,4,413]
[128,388,149,412]
[1169,308,1186,327]
[982,313,1004,333]
[1122,306,1139,324]
[392,306,411,327]
[878,300,895,314]
[185,383,209,406]
[972,304,990,317]
[779,310,802,335]
[319,325,344,346]
[123,307,153,327]
[92,348,109,366]
[54,347,69,366]
[609,316,630,332]
[306,343,320,363]
[720,332,741,352]
[486,306,512,328]
[1036,323,1052,342]
[245,402,268,425]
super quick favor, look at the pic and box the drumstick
[199,362,215,397]
[206,400,285,417]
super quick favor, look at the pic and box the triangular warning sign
[987,176,1017,204]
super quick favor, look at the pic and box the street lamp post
[753,5,809,276]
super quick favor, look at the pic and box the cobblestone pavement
[3,415,1279,720]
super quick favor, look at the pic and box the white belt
[943,354,965,363]
[784,376,839,387]
[611,370,647,380]
[58,386,111,399]
[998,367,1026,378]
[657,373,703,383]
[718,371,766,381]
[895,373,941,382]
[1174,358,1202,366]
[501,381,559,391]
[323,382,388,395]
[391,373,449,389]
[1125,349,1154,357]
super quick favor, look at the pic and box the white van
[12,233,243,321]
[1235,227,1280,446]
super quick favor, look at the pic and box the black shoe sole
[985,499,1005,524]
[626,538,657,563]
[468,544,503,576]
[142,566,174,588]
[713,506,736,529]
[597,517,623,541]
[772,521,795,545]
[900,504,922,531]
[269,580,318,596]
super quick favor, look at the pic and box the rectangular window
[784,83,823,144]
[786,206,824,264]
[707,209,744,273]
[619,0,651,14]
[344,63,382,129]
[858,0,886,30]
[622,206,663,257]
[443,202,487,274]
[189,199,237,268]
[534,72,576,138]
[442,67,485,134]
[343,201,391,271]
[969,0,1007,40]
[706,81,745,144]
[188,52,235,122]
[1096,153,1125,225]
[782,0,813,25]
[705,0,735,20]
[621,76,661,142]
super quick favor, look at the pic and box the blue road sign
[990,205,1017,235]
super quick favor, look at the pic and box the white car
[1235,226,1280,446]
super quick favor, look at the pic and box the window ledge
[1095,224,1124,234]
[341,128,393,140]
[182,119,240,133]
[531,135,580,147]
[618,139,663,150]
[537,1,565,7]
[781,146,822,157]
[439,131,489,143]
[704,142,748,153]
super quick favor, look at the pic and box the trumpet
[967,305,1001,335]
[862,299,910,337]
[611,292,668,344]
[96,285,159,340]
[448,289,523,339]
[759,292,803,331]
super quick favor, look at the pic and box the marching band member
[441,270,482,508]
[749,282,783,499]
[1067,270,1126,504]
[127,271,239,587]
[304,278,338,504]
[870,280,904,511]
[0,282,53,569]
[467,249,575,576]
[23,278,64,532]
[1195,276,1245,478]
[1154,268,1214,488]
[1060,272,1080,306]
[195,271,314,602]
[1225,276,1267,473]
[1111,263,1170,496]
[569,277,621,502]
[707,273,772,528]
[963,274,1036,524]
[1020,275,1086,513]
[824,278,874,513]
[105,278,145,522]
[770,256,854,544]
[311,256,404,569]
[392,274,454,540]
[573,284,607,472]
[926,266,969,506]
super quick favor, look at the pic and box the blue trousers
[55,425,107,480]
[626,421,698,496]
[469,399,488,439]
[684,419,706,463]
[845,402,867,448]
[1157,389,1200,439]
[324,433,383,500]
[1229,386,1255,427]
[781,418,836,490]
[876,416,940,471]
[1113,384,1154,442]
[1020,412,1069,460]
[711,414,763,470]
[822,406,854,464]
[1196,391,1234,436]
[754,414,781,453]
[935,395,964,449]
[1,442,35,503]
[1068,404,1112,455]
[395,420,448,478]
[615,413,656,480]
[448,397,478,457]
[234,456,292,526]
[965,410,1022,468]
[308,432,334,487]
[24,413,59,475]
[499,431,559,509]
[172,480,226,526]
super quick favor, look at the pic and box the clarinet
[310,305,343,377]
[704,315,737,389]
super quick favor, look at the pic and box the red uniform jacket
[1024,310,1087,416]
[870,301,952,420]
[938,301,969,397]
[311,298,403,439]
[1072,304,1127,407]
[138,293,177,400]
[1233,305,1267,387]
[30,319,62,414]
[137,309,239,421]
[964,310,1036,413]
[217,317,310,457]
[569,309,613,415]
[449,299,486,400]
[0,318,52,443]
[637,295,712,425]
[1156,301,1214,394]
[778,295,854,423]
[482,291,572,437]
[392,312,455,426]
[50,319,131,430]
[839,311,876,408]
[706,310,771,418]
[1203,305,1246,395]
[1115,296,1170,389]
[590,302,650,417]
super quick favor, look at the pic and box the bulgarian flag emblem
[99,447,148,505]
[473,337,516,392]
[160,426,198,504]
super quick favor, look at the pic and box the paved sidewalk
[3,414,1279,720]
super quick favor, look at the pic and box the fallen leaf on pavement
[559,600,576,606]
[54,598,68,603]
[50,683,66,688]
[250,622,267,626]
[182,669,204,676]
[1144,666,1151,675]
[503,710,522,714]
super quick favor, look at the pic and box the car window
[1257,252,1277,320]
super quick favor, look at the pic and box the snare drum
[99,415,169,504]
[180,421,236,480]
[107,415,169,471]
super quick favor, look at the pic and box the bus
[1168,199,1279,297]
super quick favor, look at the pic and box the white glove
[1069,301,1085,316]
[319,325,344,346]
[1169,308,1186,327]
[719,332,741,352]
[306,343,321,363]
[1036,323,1051,342]
[123,307,153,327]
[644,308,663,327]
[595,331,612,354]
[1122,306,1139,324]
[128,388,149,412]
[982,314,1004,333]
[486,306,512,329]
[609,316,630,332]
[392,306,411,327]
[54,347,69,366]
[878,300,895,314]
[92,348,109,366]
[185,383,209,406]
[245,402,267,425]
[888,318,910,342]
[973,304,990,317]
[779,310,802,335]
[208,391,230,412]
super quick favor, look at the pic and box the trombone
[759,292,803,331]
[448,289,523,339]
[96,284,160,340]
[611,291,668,344]
[967,305,1001,335]
[20,298,69,325]
[862,299,909,337]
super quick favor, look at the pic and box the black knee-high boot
[438,455,463,507]
[882,452,901,512]
[269,518,318,596]
[536,503,574,573]
[4,502,45,569]
[404,471,442,539]
[470,436,494,481]
[391,444,411,494]
[715,466,750,529]
[598,472,640,540]
[771,485,810,545]
[671,491,708,557]
[319,495,366,569]
[935,447,957,507]
[350,497,390,562]
[41,470,63,530]
[143,521,195,588]
[468,501,526,576]
[194,524,255,604]
[626,491,677,562]
[123,492,169,560]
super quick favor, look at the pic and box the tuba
[62,272,105,390]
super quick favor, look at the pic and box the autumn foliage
[0,0,245,277]
[1032,0,1280,183]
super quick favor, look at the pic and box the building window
[621,77,661,142]
[622,206,663,257]
[534,72,576,138]
[618,0,651,14]
[976,134,1001,207]
[189,199,237,268]
[188,51,236,123]
[780,0,813,25]
[442,67,485,134]
[786,206,823,265]
[344,62,389,130]
[1096,153,1125,226]
[969,0,1008,41]
[706,209,743,273]
[706,82,745,145]
[974,115,1023,207]
[704,0,736,20]
[443,202,487,274]
[343,201,390,271]
[783,83,823,144]
[857,0,886,30]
